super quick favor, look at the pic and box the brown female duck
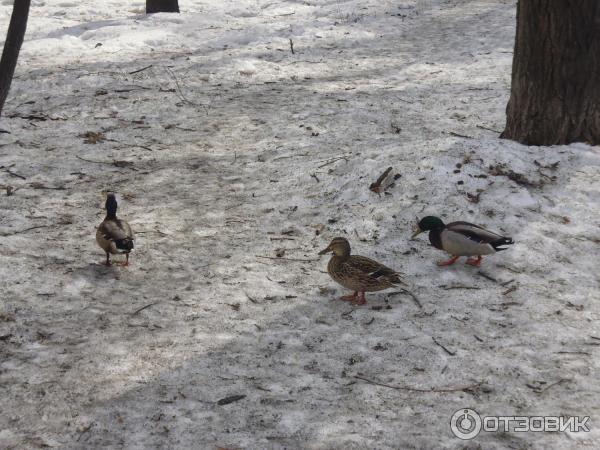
[319,237,404,305]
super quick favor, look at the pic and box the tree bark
[146,0,179,14]
[0,0,31,118]
[501,0,600,145]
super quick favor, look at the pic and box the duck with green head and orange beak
[412,216,513,267]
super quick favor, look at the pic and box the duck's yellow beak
[318,245,331,255]
[411,226,423,239]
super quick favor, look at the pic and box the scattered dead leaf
[80,131,106,144]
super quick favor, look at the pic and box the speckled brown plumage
[319,237,404,304]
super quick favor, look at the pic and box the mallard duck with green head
[318,237,405,305]
[96,192,134,266]
[411,216,513,267]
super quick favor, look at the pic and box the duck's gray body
[431,221,513,256]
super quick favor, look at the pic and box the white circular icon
[450,408,482,440]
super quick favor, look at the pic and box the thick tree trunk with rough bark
[0,0,31,118]
[146,0,179,14]
[501,0,600,145]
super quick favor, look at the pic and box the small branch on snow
[476,124,502,133]
[289,38,295,54]
[129,64,153,75]
[447,131,474,139]
[440,284,481,290]
[502,285,518,296]
[476,270,498,283]
[217,394,246,405]
[316,154,352,168]
[354,374,483,393]
[432,337,456,356]
[245,293,258,304]
[0,165,26,179]
[131,302,160,316]
[387,289,422,309]
[526,378,571,394]
[165,67,208,114]
[0,225,52,236]
[256,255,319,262]
[76,155,136,170]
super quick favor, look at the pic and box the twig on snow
[432,337,456,356]
[440,284,481,290]
[502,285,518,295]
[131,302,160,316]
[217,394,246,405]
[0,165,26,179]
[289,38,295,54]
[256,255,319,262]
[527,378,571,394]
[448,131,474,139]
[388,288,422,309]
[0,225,52,236]
[316,154,351,168]
[129,64,153,75]
[165,67,207,114]
[354,374,483,393]
[476,271,498,283]
[476,124,502,133]
[76,155,136,170]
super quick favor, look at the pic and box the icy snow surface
[0,0,599,448]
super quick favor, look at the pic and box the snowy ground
[1,0,599,448]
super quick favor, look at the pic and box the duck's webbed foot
[339,292,358,302]
[465,256,482,266]
[437,255,460,267]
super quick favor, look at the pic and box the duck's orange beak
[411,225,423,239]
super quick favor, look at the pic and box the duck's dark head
[318,237,351,257]
[411,216,445,238]
[105,192,118,218]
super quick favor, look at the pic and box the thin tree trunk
[0,0,31,118]
[146,0,179,14]
[501,0,600,145]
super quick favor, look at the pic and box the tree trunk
[0,0,31,118]
[501,0,600,145]
[146,0,179,14]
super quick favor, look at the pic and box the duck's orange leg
[437,255,460,267]
[466,256,482,266]
[119,253,130,267]
[355,292,367,305]
[339,291,358,302]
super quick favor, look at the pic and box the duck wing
[445,221,513,253]
[98,219,134,252]
[347,255,405,285]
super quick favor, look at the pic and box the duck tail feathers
[115,238,134,252]
[492,237,513,251]
[388,273,407,286]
